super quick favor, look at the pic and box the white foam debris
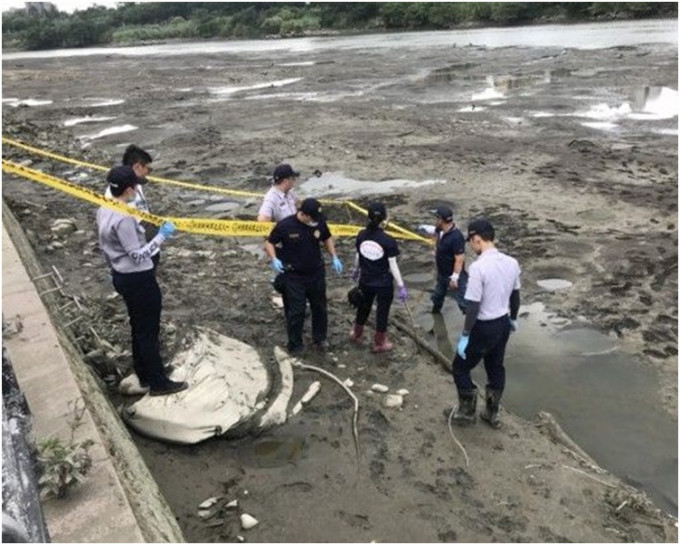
[199,496,221,509]
[300,381,321,404]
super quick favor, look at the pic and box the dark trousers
[112,269,167,388]
[432,269,468,313]
[284,272,327,351]
[452,314,511,391]
[355,284,394,333]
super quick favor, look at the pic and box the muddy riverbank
[2,24,677,541]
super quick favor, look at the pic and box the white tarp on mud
[121,329,271,444]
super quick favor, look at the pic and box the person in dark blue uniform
[350,202,408,353]
[428,205,468,314]
[264,198,343,356]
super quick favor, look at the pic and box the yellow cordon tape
[2,159,428,241]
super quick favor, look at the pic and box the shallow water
[3,19,676,61]
[418,295,677,514]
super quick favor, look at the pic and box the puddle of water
[208,77,302,98]
[298,171,446,198]
[239,242,266,259]
[204,201,239,213]
[458,105,486,112]
[581,121,618,131]
[88,98,125,107]
[251,437,304,468]
[63,115,117,127]
[402,272,434,287]
[3,98,53,107]
[537,278,573,291]
[79,124,138,141]
[278,61,315,67]
[419,298,677,514]
[631,86,679,119]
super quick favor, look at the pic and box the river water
[3,18,677,61]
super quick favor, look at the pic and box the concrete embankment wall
[2,201,184,543]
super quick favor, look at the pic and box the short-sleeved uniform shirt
[258,186,298,223]
[464,248,521,320]
[435,225,465,276]
[356,227,399,288]
[267,215,332,276]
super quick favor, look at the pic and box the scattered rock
[240,513,258,530]
[371,384,389,393]
[198,496,222,509]
[396,389,409,396]
[382,394,403,409]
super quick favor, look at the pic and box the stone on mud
[121,329,270,444]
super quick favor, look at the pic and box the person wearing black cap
[97,165,188,397]
[426,205,468,315]
[105,144,159,266]
[350,202,408,353]
[449,218,521,429]
[264,198,343,355]
[257,163,300,223]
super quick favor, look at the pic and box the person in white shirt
[257,163,300,223]
[449,218,521,429]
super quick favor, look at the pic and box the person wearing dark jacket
[350,202,408,353]
[428,205,468,315]
[97,165,188,396]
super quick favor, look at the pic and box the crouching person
[350,202,408,353]
[97,165,188,396]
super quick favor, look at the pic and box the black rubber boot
[480,387,503,429]
[451,388,478,426]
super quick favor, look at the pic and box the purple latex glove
[351,268,360,282]
[399,285,408,303]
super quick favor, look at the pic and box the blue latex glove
[509,317,517,333]
[351,268,360,282]
[399,285,408,303]
[159,221,176,239]
[457,335,469,360]
[272,258,284,274]
[332,256,343,274]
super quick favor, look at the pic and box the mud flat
[2,23,677,541]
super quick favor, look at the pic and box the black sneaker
[149,380,189,397]
[288,345,304,357]
[312,341,330,353]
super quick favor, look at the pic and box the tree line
[3,2,677,51]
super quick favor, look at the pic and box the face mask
[307,220,319,227]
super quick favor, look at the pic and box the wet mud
[2,31,677,541]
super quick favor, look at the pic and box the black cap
[300,198,324,221]
[367,201,387,222]
[466,218,495,241]
[432,205,453,222]
[273,163,300,183]
[107,165,139,193]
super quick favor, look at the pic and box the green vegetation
[3,2,677,51]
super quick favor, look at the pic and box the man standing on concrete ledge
[450,218,521,429]
[97,165,188,397]
[264,198,343,356]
